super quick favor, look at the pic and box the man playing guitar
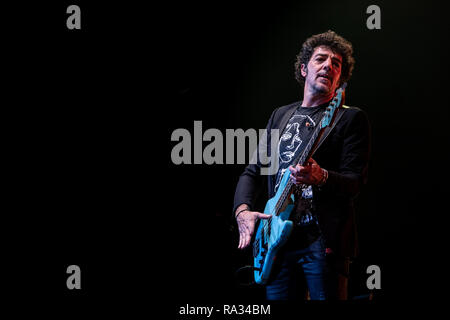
[234,30,370,300]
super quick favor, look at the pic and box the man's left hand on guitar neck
[289,158,328,186]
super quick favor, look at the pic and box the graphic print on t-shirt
[274,114,317,192]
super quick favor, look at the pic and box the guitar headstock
[321,82,347,128]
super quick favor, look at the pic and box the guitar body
[253,169,295,285]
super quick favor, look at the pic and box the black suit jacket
[233,100,371,257]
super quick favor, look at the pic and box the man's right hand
[236,207,271,249]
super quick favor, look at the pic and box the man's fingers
[300,165,311,173]
[238,233,244,249]
[240,233,248,249]
[243,230,251,249]
[257,213,272,219]
[238,223,246,249]
[237,211,269,249]
[291,164,311,176]
[237,223,250,249]
[289,165,304,174]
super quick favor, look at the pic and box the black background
[4,0,449,316]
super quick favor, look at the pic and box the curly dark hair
[294,30,355,87]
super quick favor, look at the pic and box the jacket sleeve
[323,108,371,198]
[232,108,278,214]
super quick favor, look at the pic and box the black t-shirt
[274,101,328,249]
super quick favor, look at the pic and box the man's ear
[300,64,307,77]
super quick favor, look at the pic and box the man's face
[301,46,342,95]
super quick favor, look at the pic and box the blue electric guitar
[253,84,347,285]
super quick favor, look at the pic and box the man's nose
[323,57,333,70]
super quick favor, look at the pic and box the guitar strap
[312,105,349,155]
